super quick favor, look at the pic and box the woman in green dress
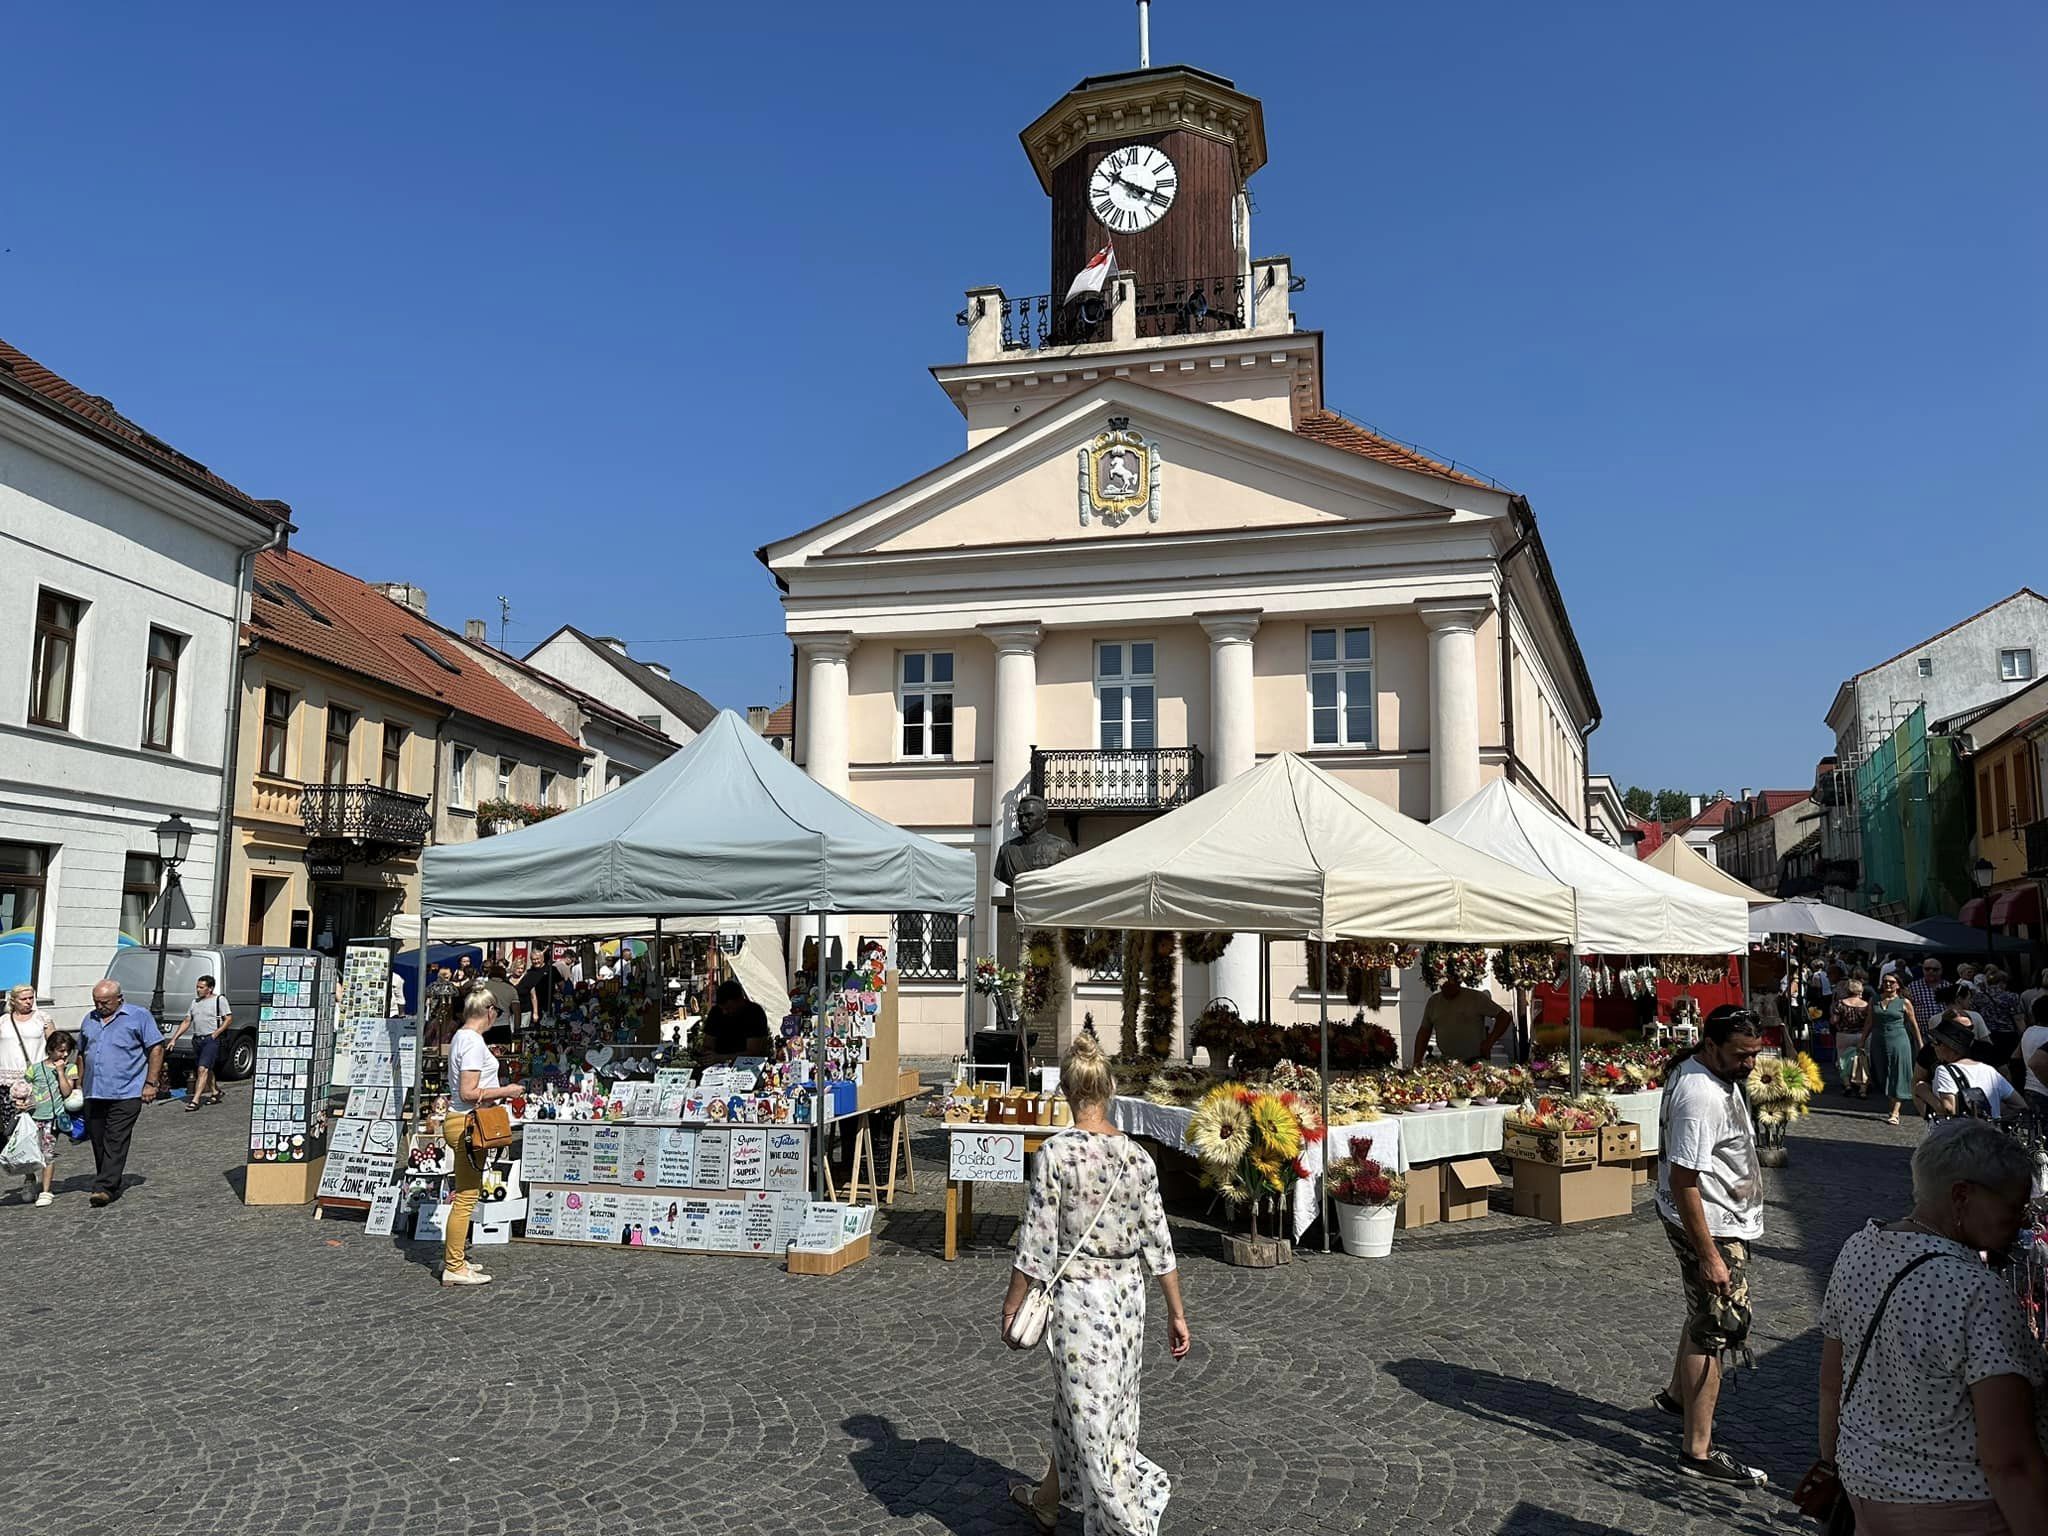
[1859,970,1922,1126]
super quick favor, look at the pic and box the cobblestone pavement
[0,1081,1918,1535]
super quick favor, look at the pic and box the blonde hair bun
[1060,1029,1116,1111]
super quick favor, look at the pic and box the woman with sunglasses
[441,991,521,1288]
[1861,971,1923,1127]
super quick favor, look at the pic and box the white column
[797,632,854,967]
[1200,611,1261,1019]
[981,622,1042,851]
[1420,600,1489,818]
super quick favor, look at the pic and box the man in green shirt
[1414,975,1511,1064]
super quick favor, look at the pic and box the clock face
[1088,144,1177,235]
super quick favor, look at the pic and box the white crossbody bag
[1004,1137,1129,1351]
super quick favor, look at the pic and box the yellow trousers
[442,1112,482,1272]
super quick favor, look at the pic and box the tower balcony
[959,258,1301,361]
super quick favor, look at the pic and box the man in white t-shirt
[1925,1020,2014,1120]
[1653,1005,1768,1488]
[2020,995,2048,1118]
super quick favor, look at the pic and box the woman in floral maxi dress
[1003,1032,1190,1534]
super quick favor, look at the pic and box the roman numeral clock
[1021,65,1269,310]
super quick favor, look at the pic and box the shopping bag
[0,1111,45,1174]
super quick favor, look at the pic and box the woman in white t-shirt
[1818,1120,2048,1535]
[3,984,52,1097]
[441,991,522,1288]
[1922,1020,2016,1121]
[2020,994,2048,1120]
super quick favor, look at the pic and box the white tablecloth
[1389,1103,1506,1164]
[1608,1089,1663,1153]
[1108,1096,1197,1145]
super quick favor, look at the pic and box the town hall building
[762,63,1600,1057]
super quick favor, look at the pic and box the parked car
[102,945,329,1082]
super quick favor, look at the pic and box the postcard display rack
[316,943,420,1214]
[243,952,339,1205]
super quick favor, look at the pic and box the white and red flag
[1063,242,1117,304]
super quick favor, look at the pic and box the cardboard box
[1396,1163,1442,1229]
[1511,1159,1632,1226]
[1442,1157,1500,1222]
[1629,1153,1656,1186]
[1503,1125,1600,1166]
[1599,1124,1642,1164]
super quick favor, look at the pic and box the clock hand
[1115,172,1172,205]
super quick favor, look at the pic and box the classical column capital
[1196,609,1263,646]
[978,620,1043,656]
[1418,599,1492,635]
[796,631,856,662]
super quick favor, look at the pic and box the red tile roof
[0,335,289,529]
[763,702,794,737]
[1669,798,1736,835]
[249,546,580,751]
[1293,408,1499,492]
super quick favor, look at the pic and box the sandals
[185,1100,203,1113]
[1008,1486,1057,1533]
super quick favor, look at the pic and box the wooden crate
[1599,1124,1642,1164]
[787,1232,872,1275]
[1502,1125,1600,1167]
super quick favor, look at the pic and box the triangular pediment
[762,383,1505,572]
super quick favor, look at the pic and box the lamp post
[148,813,194,1021]
[1972,857,1995,969]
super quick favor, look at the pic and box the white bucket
[1335,1200,1395,1258]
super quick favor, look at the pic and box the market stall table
[941,1121,1061,1261]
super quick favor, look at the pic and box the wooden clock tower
[1020,64,1268,302]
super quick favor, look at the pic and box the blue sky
[7,3,2041,794]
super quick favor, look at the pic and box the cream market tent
[411,710,976,1195]
[1012,751,1577,1249]
[1011,751,1577,944]
[389,913,788,1020]
[1643,833,1774,907]
[1432,779,1751,956]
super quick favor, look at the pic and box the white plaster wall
[526,634,700,747]
[1849,595,2048,755]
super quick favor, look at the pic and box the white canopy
[1747,898,1924,947]
[1012,752,1576,943]
[388,913,789,1012]
[1643,833,1775,907]
[1431,778,1750,956]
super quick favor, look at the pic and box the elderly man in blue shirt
[79,979,166,1206]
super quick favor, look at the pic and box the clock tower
[1020,64,1268,309]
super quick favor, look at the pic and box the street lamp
[148,812,193,1021]
[1972,856,1995,969]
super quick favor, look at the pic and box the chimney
[374,582,429,616]
[747,705,770,732]
[1740,787,1751,802]
[592,635,629,655]
[645,662,672,680]
[1690,795,1701,817]
[464,618,487,643]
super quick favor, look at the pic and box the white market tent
[409,710,977,1195]
[1013,751,1578,1249]
[388,913,790,1022]
[1431,778,1751,956]
[1011,751,1577,944]
[1643,833,1775,907]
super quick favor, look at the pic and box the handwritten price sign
[949,1130,1025,1184]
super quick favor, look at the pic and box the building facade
[1,336,288,1011]
[1950,679,2048,938]
[523,626,719,750]
[1818,588,2048,906]
[226,547,587,955]
[762,65,1600,1056]
[1585,774,1634,850]
[1709,790,1815,896]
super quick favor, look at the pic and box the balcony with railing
[958,259,1303,362]
[300,783,432,850]
[1030,746,1203,815]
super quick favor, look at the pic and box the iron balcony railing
[2026,818,2048,877]
[300,783,432,848]
[993,272,1279,352]
[1030,746,1203,815]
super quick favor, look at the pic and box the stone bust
[995,794,1077,886]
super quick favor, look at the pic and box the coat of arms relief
[1077,417,1162,528]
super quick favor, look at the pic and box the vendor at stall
[702,980,771,1060]
[1413,974,1512,1065]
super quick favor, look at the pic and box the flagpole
[1138,1,1151,69]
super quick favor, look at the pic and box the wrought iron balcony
[2026,817,2048,876]
[1031,747,1203,815]
[992,273,1264,352]
[300,783,431,849]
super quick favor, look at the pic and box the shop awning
[1990,885,2041,928]
[1432,778,1751,955]
[1958,898,1990,929]
[1011,751,1576,943]
[420,710,975,920]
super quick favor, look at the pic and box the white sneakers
[440,1266,493,1287]
[34,1192,51,1207]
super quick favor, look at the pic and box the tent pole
[1318,976,1331,1254]
[1568,951,1583,1096]
[653,916,664,1033]
[961,914,976,1058]
[1258,937,1269,1025]
[402,914,429,1191]
[814,911,829,1202]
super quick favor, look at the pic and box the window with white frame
[449,744,473,808]
[1916,656,1934,678]
[1095,640,1156,749]
[1308,626,1374,747]
[2000,648,2034,682]
[539,769,557,805]
[899,651,954,759]
[497,759,516,800]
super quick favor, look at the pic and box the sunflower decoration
[1188,1086,1253,1165]
[1795,1051,1824,1095]
[1187,1082,1312,1239]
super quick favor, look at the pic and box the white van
[101,945,328,1081]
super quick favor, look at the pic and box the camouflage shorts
[1663,1221,1754,1363]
